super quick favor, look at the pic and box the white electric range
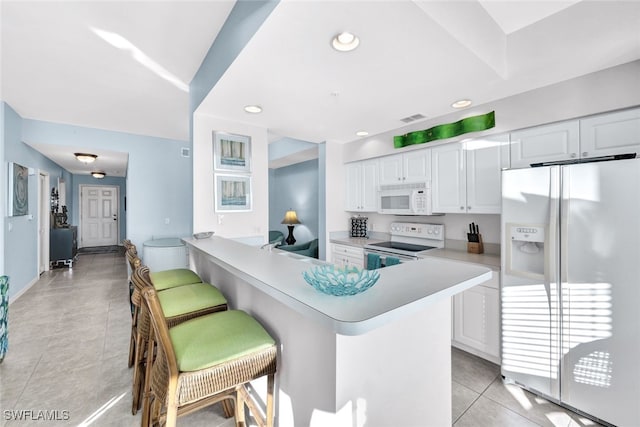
[364,222,444,267]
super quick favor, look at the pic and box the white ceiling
[1,0,235,176]
[199,0,640,144]
[2,1,640,175]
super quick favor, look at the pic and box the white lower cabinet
[331,243,364,269]
[452,271,500,364]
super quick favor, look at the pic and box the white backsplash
[355,212,501,244]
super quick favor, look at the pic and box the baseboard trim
[8,275,39,305]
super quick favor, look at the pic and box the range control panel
[390,222,444,240]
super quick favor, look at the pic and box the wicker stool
[130,265,228,415]
[126,244,202,289]
[141,286,277,427]
[126,247,201,368]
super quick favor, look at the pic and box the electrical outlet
[164,218,170,225]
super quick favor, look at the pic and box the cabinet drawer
[332,244,363,258]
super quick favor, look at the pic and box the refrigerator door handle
[547,166,562,397]
[545,167,560,291]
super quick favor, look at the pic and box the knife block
[467,234,484,254]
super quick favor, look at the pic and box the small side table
[143,238,189,272]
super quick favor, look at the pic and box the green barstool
[130,265,228,415]
[126,244,202,290]
[141,286,277,427]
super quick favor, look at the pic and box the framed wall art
[8,162,29,216]
[213,131,251,172]
[214,174,252,212]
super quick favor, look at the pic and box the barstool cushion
[170,310,276,372]
[157,283,226,318]
[150,269,202,290]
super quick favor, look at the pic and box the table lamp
[281,209,301,245]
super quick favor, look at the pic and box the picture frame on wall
[214,174,252,212]
[8,162,29,216]
[213,131,251,172]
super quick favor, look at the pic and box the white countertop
[184,236,492,336]
[420,248,501,270]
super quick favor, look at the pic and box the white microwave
[378,182,435,215]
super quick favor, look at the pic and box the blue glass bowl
[302,266,380,296]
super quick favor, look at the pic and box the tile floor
[0,252,603,427]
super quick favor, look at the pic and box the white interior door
[38,172,50,273]
[80,185,119,247]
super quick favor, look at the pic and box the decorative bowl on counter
[302,265,380,296]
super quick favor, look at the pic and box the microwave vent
[400,113,426,123]
[379,182,428,191]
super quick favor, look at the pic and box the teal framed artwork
[8,162,28,216]
[213,131,251,173]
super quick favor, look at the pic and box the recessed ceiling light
[332,32,360,52]
[451,99,472,109]
[244,105,262,114]
[356,131,369,137]
[91,171,106,179]
[74,153,97,163]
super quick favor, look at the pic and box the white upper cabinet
[432,142,466,213]
[345,159,378,212]
[432,135,505,214]
[510,120,580,168]
[509,107,640,168]
[580,108,640,159]
[378,150,431,185]
[466,135,507,214]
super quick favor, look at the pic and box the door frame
[38,171,50,274]
[79,184,120,248]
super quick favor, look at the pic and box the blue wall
[21,119,192,249]
[269,159,319,245]
[3,103,66,300]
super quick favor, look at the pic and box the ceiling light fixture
[244,105,262,114]
[332,32,360,52]
[451,99,472,109]
[91,171,106,179]
[356,131,369,137]
[74,153,98,163]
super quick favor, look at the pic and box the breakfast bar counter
[184,236,492,427]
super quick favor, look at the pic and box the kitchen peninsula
[184,236,492,427]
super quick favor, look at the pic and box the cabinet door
[332,244,364,269]
[403,149,431,183]
[432,142,466,213]
[465,135,505,214]
[580,108,640,158]
[453,283,500,360]
[378,154,404,185]
[360,160,379,212]
[510,120,579,168]
[345,163,362,211]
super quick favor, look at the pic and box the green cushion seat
[169,310,276,372]
[157,283,227,318]
[150,269,202,291]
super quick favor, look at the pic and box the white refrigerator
[501,157,640,426]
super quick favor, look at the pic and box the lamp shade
[91,171,106,179]
[281,210,301,225]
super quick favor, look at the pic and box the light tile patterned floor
[0,252,603,427]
